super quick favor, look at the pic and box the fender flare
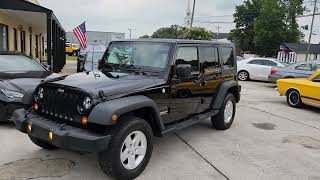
[88,95,164,130]
[212,80,240,110]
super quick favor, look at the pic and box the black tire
[29,135,58,150]
[211,93,236,130]
[286,89,303,108]
[238,71,249,81]
[98,116,153,180]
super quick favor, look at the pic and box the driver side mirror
[176,64,191,78]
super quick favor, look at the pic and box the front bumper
[13,109,111,153]
[0,101,25,122]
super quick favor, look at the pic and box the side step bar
[161,110,219,135]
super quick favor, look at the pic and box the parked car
[77,44,107,72]
[268,61,320,83]
[277,69,320,108]
[237,58,285,81]
[13,39,241,180]
[65,43,80,56]
[0,52,58,122]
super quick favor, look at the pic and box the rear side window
[221,47,234,68]
[176,47,199,73]
[202,47,219,68]
[294,64,312,71]
[248,60,263,65]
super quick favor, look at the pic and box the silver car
[268,61,320,83]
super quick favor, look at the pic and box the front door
[166,46,202,123]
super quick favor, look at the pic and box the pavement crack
[174,133,230,180]
[247,106,320,131]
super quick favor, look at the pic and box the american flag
[73,22,87,50]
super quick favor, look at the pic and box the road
[0,81,320,180]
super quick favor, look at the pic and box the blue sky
[39,0,319,43]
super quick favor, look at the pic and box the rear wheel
[286,90,303,108]
[238,71,249,81]
[98,116,153,180]
[29,136,58,150]
[211,93,236,130]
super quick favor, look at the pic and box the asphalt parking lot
[0,80,320,180]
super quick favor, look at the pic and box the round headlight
[83,97,92,110]
[38,88,44,99]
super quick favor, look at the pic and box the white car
[237,58,285,81]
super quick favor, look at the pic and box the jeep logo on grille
[57,88,64,93]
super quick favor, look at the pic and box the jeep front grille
[37,86,81,122]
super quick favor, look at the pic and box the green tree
[230,0,262,53]
[139,35,150,39]
[280,0,304,42]
[151,25,187,39]
[180,27,213,40]
[151,25,213,40]
[254,0,286,56]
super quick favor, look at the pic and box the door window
[176,47,199,73]
[313,75,320,82]
[262,60,277,67]
[294,64,312,71]
[248,60,264,65]
[0,24,8,51]
[202,47,220,75]
[221,47,234,68]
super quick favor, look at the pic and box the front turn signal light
[112,114,118,121]
[81,116,88,125]
[33,103,39,111]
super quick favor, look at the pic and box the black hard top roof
[113,38,234,46]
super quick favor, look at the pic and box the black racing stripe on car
[301,96,320,102]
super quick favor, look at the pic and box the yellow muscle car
[277,69,320,108]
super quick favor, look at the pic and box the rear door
[196,45,222,113]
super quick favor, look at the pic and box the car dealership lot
[0,81,319,180]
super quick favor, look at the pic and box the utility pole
[306,0,318,61]
[216,25,221,36]
[190,0,196,28]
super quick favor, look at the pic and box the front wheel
[98,116,153,180]
[211,93,236,130]
[286,90,303,108]
[238,71,249,81]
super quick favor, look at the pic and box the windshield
[86,51,105,63]
[0,55,45,72]
[102,42,170,70]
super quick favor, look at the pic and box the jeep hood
[48,71,163,98]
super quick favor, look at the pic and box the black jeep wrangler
[14,39,241,180]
